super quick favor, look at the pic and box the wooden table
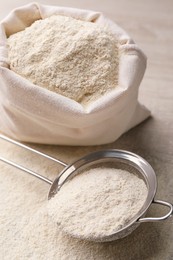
[0,1,173,259]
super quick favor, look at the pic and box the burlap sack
[0,2,150,145]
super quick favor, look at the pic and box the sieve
[0,133,172,242]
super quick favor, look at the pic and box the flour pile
[48,167,148,241]
[7,15,119,105]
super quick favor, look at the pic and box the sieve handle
[0,155,53,185]
[0,133,68,185]
[138,199,173,222]
[0,134,67,167]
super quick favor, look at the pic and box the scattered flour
[7,15,119,105]
[48,167,148,241]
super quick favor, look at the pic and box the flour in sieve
[48,167,148,240]
[7,15,119,105]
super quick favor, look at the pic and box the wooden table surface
[0,1,173,259]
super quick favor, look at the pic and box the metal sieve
[0,133,172,242]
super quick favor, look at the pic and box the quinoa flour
[7,15,119,105]
[48,167,148,241]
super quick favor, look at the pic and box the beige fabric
[0,2,150,145]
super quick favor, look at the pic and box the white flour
[48,167,148,241]
[7,15,119,105]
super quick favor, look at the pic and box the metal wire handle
[138,199,173,222]
[0,134,68,185]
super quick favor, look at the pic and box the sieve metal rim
[48,149,172,241]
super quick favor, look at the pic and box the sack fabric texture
[0,2,150,145]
